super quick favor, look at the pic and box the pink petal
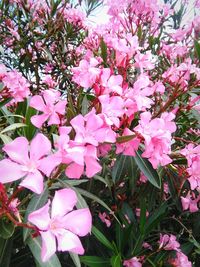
[30,133,51,161]
[20,170,44,194]
[38,154,61,177]
[51,188,77,218]
[43,90,58,106]
[3,137,29,164]
[30,95,46,112]
[0,159,24,183]
[85,156,102,177]
[31,114,49,128]
[57,230,84,254]
[70,115,85,134]
[48,113,60,125]
[28,200,50,230]
[40,231,56,262]
[65,162,84,179]
[54,100,67,115]
[63,208,92,237]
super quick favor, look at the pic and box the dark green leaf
[92,226,115,251]
[0,220,15,239]
[80,256,110,267]
[134,150,161,188]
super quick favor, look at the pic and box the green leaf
[69,252,81,267]
[100,38,107,64]
[145,202,168,234]
[23,188,49,242]
[0,220,15,239]
[0,133,12,144]
[111,254,122,267]
[0,98,12,108]
[80,256,110,267]
[92,226,115,251]
[81,95,89,115]
[0,123,27,134]
[139,198,146,235]
[76,188,115,216]
[134,150,161,188]
[27,237,61,267]
[0,237,13,267]
[194,40,200,60]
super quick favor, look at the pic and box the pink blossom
[0,134,57,194]
[159,234,180,251]
[181,192,200,213]
[181,144,200,189]
[123,257,142,267]
[169,252,192,267]
[134,112,176,168]
[72,58,101,88]
[2,70,30,102]
[116,128,140,156]
[134,51,154,73]
[30,90,67,128]
[99,68,123,95]
[99,212,111,227]
[70,109,116,146]
[99,95,124,127]
[28,188,92,262]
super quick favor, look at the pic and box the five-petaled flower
[28,188,92,262]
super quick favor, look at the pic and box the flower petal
[30,95,46,112]
[40,231,56,262]
[57,230,84,254]
[31,114,49,128]
[38,154,61,177]
[51,188,77,218]
[20,170,44,194]
[0,159,24,183]
[28,200,50,230]
[30,133,51,161]
[62,208,92,237]
[65,162,84,179]
[3,137,29,164]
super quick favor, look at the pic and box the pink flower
[116,128,140,156]
[70,109,116,146]
[159,234,180,251]
[2,70,30,102]
[134,112,176,168]
[98,212,111,227]
[181,192,200,213]
[30,90,67,128]
[99,95,124,127]
[72,58,101,88]
[169,252,192,267]
[123,257,142,267]
[181,144,200,189]
[28,188,92,262]
[0,134,57,194]
[100,68,123,95]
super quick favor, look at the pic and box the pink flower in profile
[30,90,67,128]
[28,188,92,262]
[169,252,192,267]
[99,212,111,227]
[123,257,142,267]
[181,192,200,213]
[159,234,180,251]
[0,134,57,194]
